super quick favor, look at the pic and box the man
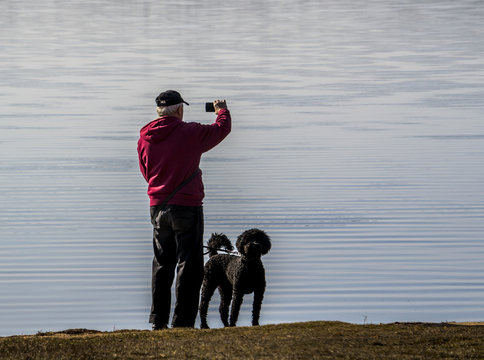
[137,90,231,329]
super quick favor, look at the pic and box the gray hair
[156,103,183,117]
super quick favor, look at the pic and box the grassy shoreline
[1,321,483,359]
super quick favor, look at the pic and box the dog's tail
[206,233,233,257]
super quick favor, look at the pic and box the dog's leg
[218,285,232,327]
[199,280,217,329]
[252,287,265,326]
[229,289,244,327]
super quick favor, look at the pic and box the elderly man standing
[137,90,231,329]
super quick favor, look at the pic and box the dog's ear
[235,233,247,255]
[256,230,271,255]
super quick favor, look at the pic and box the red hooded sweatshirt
[137,109,231,207]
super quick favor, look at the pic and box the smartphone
[205,102,215,112]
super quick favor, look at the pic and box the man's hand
[214,100,227,115]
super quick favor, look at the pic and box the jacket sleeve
[198,109,232,153]
[137,138,149,182]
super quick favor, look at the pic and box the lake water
[1,0,483,336]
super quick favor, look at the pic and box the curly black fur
[206,233,233,257]
[199,229,271,329]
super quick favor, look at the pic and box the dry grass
[1,321,483,359]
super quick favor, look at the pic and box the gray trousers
[149,205,204,327]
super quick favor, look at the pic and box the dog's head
[236,228,271,259]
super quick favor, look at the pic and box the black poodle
[199,228,271,329]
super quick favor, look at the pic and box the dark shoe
[152,323,168,330]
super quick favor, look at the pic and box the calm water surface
[1,0,484,336]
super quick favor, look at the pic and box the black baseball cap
[155,90,189,107]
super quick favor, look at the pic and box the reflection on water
[1,0,484,336]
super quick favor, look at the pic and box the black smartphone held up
[205,102,215,112]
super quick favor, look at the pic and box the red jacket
[137,109,231,206]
